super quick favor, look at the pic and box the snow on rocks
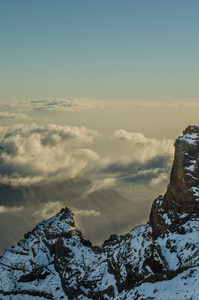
[178,132,198,145]
[1,209,198,299]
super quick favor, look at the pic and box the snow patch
[178,133,198,145]
[162,213,172,225]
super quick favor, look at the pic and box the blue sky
[1,0,199,101]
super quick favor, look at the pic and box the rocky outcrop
[0,126,199,299]
[150,125,199,240]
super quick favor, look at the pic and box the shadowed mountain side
[0,177,92,207]
[0,212,32,253]
[0,179,149,253]
[0,178,91,254]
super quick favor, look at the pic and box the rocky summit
[0,126,199,300]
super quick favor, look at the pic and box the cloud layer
[2,98,199,113]
[1,98,104,112]
[95,130,174,186]
[0,123,98,186]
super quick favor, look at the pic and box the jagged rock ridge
[0,126,199,299]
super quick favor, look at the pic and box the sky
[1,0,199,101]
[1,1,199,252]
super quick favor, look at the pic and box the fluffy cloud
[84,178,116,195]
[0,123,98,186]
[97,157,171,186]
[71,208,101,217]
[95,130,174,186]
[113,129,174,162]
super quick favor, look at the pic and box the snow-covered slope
[0,126,199,300]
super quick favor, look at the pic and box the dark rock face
[0,126,199,299]
[150,125,199,239]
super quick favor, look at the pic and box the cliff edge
[150,125,199,239]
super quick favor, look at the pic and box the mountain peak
[23,206,77,240]
[182,125,199,135]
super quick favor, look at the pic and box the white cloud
[84,178,116,195]
[71,208,101,217]
[113,129,174,162]
[0,123,97,144]
[93,130,174,187]
[0,123,98,186]
[0,205,24,214]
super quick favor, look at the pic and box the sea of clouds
[0,121,174,188]
[0,98,179,252]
